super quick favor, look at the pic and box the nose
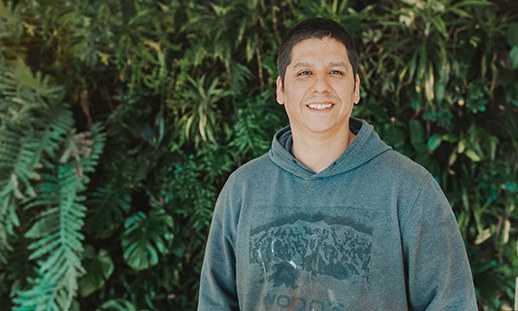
[311,73,331,94]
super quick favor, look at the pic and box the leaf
[502,219,510,245]
[410,89,423,111]
[457,140,467,154]
[424,62,435,102]
[10,59,64,103]
[0,66,74,202]
[448,7,473,18]
[364,101,390,121]
[465,149,482,162]
[14,165,86,311]
[122,209,174,271]
[431,16,447,37]
[435,83,445,104]
[384,126,405,149]
[79,246,114,297]
[427,134,443,152]
[14,123,105,310]
[475,228,491,245]
[448,150,458,166]
[452,0,494,8]
[409,120,426,151]
[85,186,131,237]
[510,46,518,70]
[507,23,518,47]
[97,299,137,311]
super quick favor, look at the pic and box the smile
[307,103,334,110]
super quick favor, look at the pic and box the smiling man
[198,18,477,311]
[276,35,359,173]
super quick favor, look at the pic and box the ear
[276,76,285,105]
[354,74,360,104]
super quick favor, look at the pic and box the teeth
[308,103,333,110]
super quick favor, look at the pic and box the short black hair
[277,18,358,84]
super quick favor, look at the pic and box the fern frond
[13,273,76,311]
[0,1,24,61]
[13,124,105,311]
[0,106,75,270]
[0,60,74,204]
[0,129,39,198]
[0,62,73,270]
[3,60,63,107]
[13,163,85,311]
[76,123,106,176]
[0,107,74,195]
[0,218,13,266]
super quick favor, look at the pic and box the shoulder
[375,149,433,184]
[213,153,275,219]
[223,153,275,188]
[232,153,272,176]
[365,149,443,210]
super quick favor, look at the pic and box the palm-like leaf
[122,209,174,271]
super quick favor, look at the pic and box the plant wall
[0,0,517,310]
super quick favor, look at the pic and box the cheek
[334,83,355,98]
[287,82,311,101]
[283,87,302,104]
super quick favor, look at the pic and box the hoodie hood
[268,118,392,180]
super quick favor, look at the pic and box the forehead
[289,37,349,63]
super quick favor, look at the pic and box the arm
[401,176,477,311]
[198,182,240,311]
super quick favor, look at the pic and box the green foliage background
[1,0,517,310]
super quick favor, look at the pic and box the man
[198,17,477,311]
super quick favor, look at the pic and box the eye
[330,70,343,75]
[297,70,311,76]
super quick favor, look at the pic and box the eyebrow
[292,61,348,69]
[292,62,312,69]
[329,61,348,67]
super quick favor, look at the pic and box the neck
[292,127,355,173]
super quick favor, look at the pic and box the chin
[307,126,335,134]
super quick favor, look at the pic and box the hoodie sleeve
[198,179,240,311]
[401,175,477,311]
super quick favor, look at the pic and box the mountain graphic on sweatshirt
[249,215,373,289]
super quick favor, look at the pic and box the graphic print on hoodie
[249,211,373,310]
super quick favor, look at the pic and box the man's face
[276,36,360,138]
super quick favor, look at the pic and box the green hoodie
[198,118,477,311]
